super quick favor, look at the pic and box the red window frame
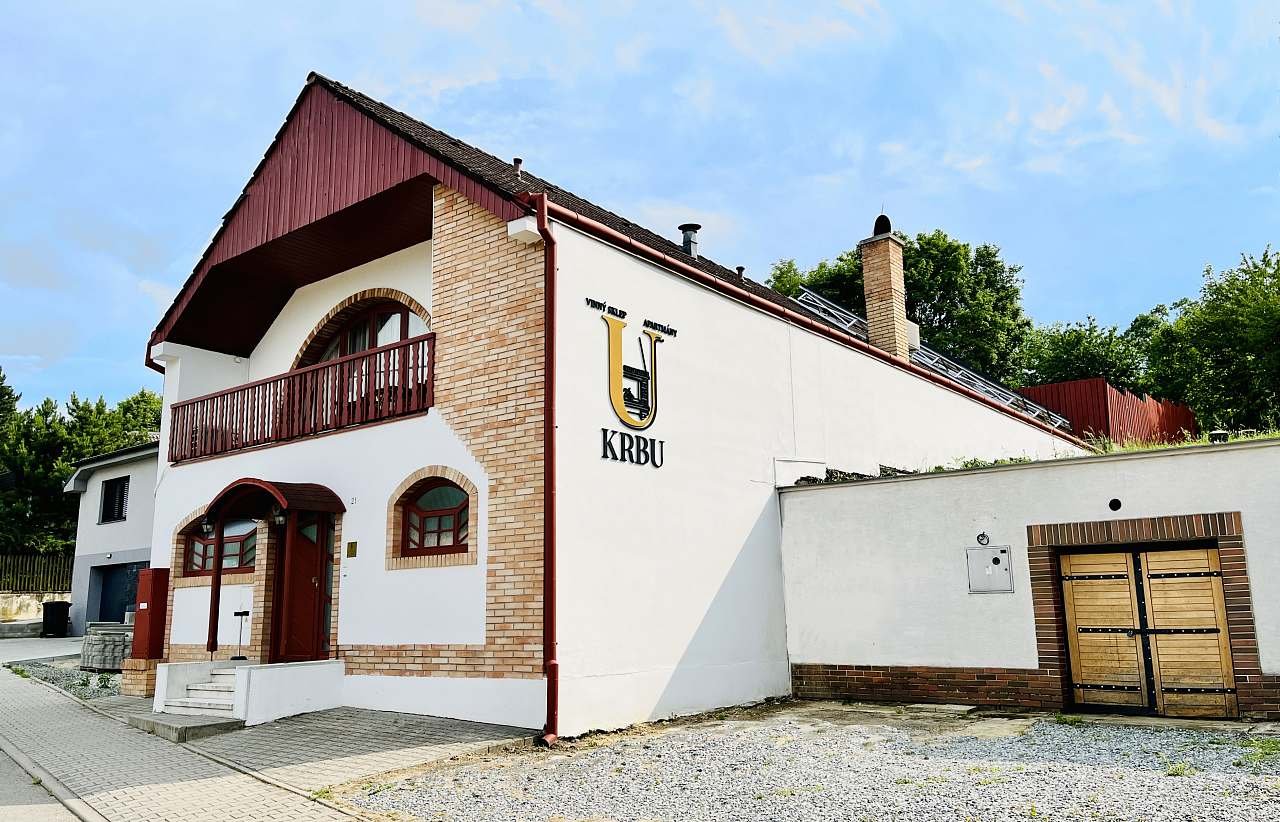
[320,303,414,362]
[184,527,258,576]
[401,479,469,557]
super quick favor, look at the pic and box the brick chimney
[858,214,911,360]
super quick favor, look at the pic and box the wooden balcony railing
[169,333,435,463]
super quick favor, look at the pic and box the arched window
[185,519,258,575]
[304,299,428,367]
[400,478,469,556]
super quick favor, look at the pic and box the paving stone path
[191,706,531,791]
[0,668,349,821]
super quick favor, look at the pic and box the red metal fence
[1019,377,1197,444]
[169,333,435,462]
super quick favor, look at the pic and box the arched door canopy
[206,478,346,522]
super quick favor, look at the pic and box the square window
[100,477,129,523]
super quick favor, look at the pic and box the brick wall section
[337,183,546,680]
[795,511,1278,718]
[120,658,158,697]
[859,233,910,360]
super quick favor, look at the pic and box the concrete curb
[0,694,110,822]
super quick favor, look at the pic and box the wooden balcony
[169,334,435,463]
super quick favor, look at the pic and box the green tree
[0,387,162,554]
[768,230,1031,383]
[113,389,162,445]
[1018,316,1151,393]
[0,366,18,432]
[0,400,76,554]
[1146,250,1280,429]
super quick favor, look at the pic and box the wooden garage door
[1060,548,1236,717]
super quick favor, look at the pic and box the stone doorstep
[127,712,245,743]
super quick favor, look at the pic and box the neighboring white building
[63,441,158,636]
[780,439,1280,721]
[123,73,1092,736]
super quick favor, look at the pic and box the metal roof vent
[678,223,701,257]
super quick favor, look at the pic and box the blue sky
[1,1,1275,406]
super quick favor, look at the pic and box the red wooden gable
[148,79,521,364]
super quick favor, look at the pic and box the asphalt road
[0,748,75,821]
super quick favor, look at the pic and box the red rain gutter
[537,199,1089,451]
[519,192,560,746]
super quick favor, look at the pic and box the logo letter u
[603,315,661,430]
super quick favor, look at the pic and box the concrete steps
[128,711,244,742]
[165,696,234,715]
[186,682,234,700]
[162,667,238,717]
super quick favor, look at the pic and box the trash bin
[41,600,71,638]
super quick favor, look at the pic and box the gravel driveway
[352,702,1280,822]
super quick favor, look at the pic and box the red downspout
[525,192,559,745]
[539,200,1089,451]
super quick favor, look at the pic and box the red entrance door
[272,511,331,663]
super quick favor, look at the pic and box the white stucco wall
[247,240,431,380]
[779,439,1280,673]
[171,583,254,646]
[551,224,1083,736]
[72,455,157,558]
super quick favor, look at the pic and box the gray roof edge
[777,436,1280,493]
[63,440,160,495]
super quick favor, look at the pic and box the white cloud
[673,73,716,118]
[614,34,651,71]
[415,0,510,32]
[628,198,740,251]
[0,247,69,290]
[715,6,861,66]
[137,278,178,314]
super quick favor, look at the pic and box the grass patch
[1237,738,1280,773]
[1053,713,1085,726]
[310,787,335,801]
[1164,761,1197,777]
[7,665,29,679]
[1090,429,1280,454]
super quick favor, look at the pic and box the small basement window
[100,477,129,523]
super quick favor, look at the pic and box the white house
[63,441,158,636]
[124,73,1090,737]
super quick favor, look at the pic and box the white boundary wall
[779,439,1280,672]
[552,224,1084,736]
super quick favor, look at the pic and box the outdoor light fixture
[271,505,287,527]
[976,532,990,546]
[199,517,215,537]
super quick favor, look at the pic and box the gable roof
[150,72,1078,442]
[63,438,160,494]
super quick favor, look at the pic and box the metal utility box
[967,546,1013,593]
